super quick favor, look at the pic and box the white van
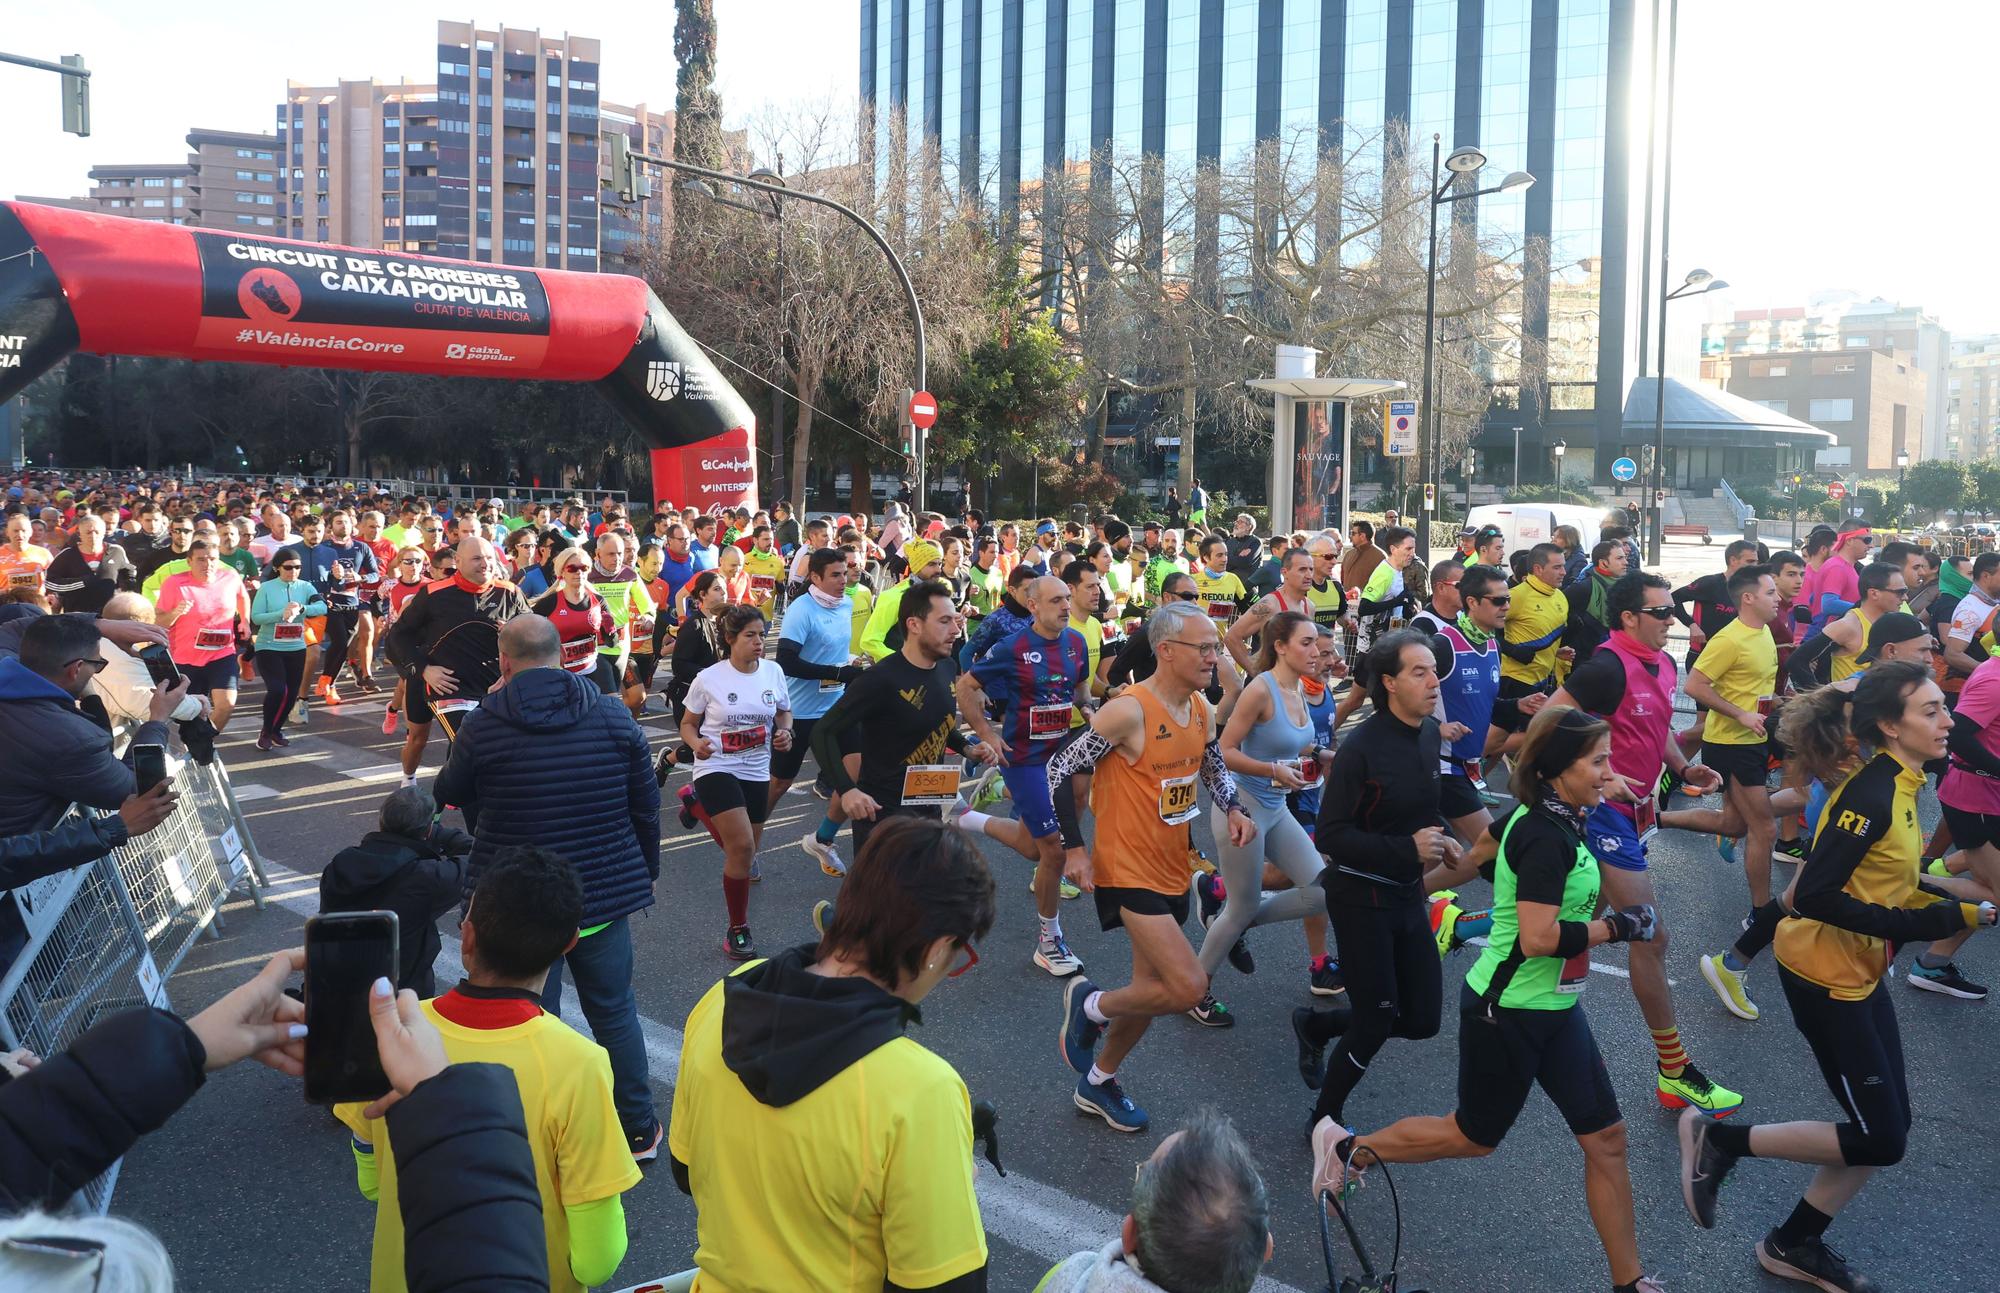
[1464,503,1611,554]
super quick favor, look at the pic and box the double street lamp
[1420,135,1533,566]
[1647,266,1728,561]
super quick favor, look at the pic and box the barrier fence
[0,749,267,1215]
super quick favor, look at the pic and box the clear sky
[5,1,1994,335]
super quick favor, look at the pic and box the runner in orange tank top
[1047,600,1256,1133]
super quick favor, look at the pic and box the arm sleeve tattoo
[1201,738,1243,816]
[1046,728,1114,799]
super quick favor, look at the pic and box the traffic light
[604,131,644,203]
[59,55,88,138]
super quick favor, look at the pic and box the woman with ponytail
[1318,703,1669,1293]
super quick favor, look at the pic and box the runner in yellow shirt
[742,524,789,617]
[1684,563,1784,916]
[1191,534,1248,631]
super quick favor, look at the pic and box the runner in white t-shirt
[680,605,794,962]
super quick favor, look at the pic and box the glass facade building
[860,0,1655,480]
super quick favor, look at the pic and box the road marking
[334,764,407,783]
[231,783,280,802]
[241,863,1308,1292]
[1588,961,1677,986]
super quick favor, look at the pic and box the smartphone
[303,911,400,1105]
[131,742,169,795]
[136,643,182,688]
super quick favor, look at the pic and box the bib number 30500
[1157,773,1199,826]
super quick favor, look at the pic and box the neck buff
[808,583,845,610]
[1609,627,1661,663]
[1456,611,1494,648]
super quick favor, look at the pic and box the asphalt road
[117,553,1995,1293]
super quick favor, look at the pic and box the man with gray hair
[1035,1108,1272,1292]
[320,784,470,996]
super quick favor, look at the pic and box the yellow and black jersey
[1775,751,1980,999]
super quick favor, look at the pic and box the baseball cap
[1458,525,1480,539]
[1855,611,1928,664]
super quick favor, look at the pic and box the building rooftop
[1621,377,1837,447]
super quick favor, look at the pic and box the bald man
[382,535,530,784]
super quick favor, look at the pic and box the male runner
[350,509,398,691]
[1943,551,2000,689]
[775,547,865,876]
[588,531,654,704]
[1331,524,1418,733]
[1224,547,1317,674]
[954,574,1093,975]
[1681,564,1782,917]
[1433,564,1546,842]
[1191,534,1249,628]
[1053,600,1256,1131]
[1549,571,1742,1114]
[1784,562,1906,692]
[1499,542,1571,699]
[383,536,531,785]
[1303,534,1349,637]
[1409,558,1464,637]
[742,525,787,616]
[1672,539,1761,664]
[308,508,378,705]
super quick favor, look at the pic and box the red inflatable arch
[0,202,755,510]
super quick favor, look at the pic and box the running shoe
[1774,835,1808,862]
[1073,1073,1149,1132]
[380,708,399,737]
[1310,1117,1365,1200]
[255,733,275,752]
[1716,834,1737,864]
[810,775,831,800]
[811,899,833,938]
[748,856,762,883]
[800,835,847,878]
[1755,1232,1880,1292]
[1656,1062,1743,1116]
[323,682,343,706]
[724,924,756,961]
[1185,992,1234,1028]
[1676,1108,1740,1230]
[1908,960,1989,1000]
[294,694,309,726]
[1195,872,1224,928]
[1309,956,1346,997]
[1031,876,1083,900]
[271,731,292,748]
[1454,908,1494,947]
[1059,975,1102,1073]
[1291,1006,1328,1089]
[628,1118,663,1163]
[1700,954,1760,1021]
[1428,890,1465,958]
[1225,937,1254,975]
[967,763,1007,810]
[1034,932,1083,977]
[1657,766,1680,806]
[1924,856,1954,878]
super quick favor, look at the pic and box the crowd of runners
[3,467,1995,1293]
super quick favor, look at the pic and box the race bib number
[272,622,304,643]
[1633,798,1658,843]
[901,763,961,808]
[819,676,844,692]
[1296,756,1322,787]
[433,698,478,716]
[1157,773,1200,826]
[560,637,597,670]
[720,724,768,755]
[8,570,37,589]
[750,574,776,596]
[1458,760,1488,793]
[1205,599,1233,621]
[1558,950,1590,995]
[194,627,234,651]
[1028,702,1072,740]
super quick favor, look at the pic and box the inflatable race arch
[0,202,756,509]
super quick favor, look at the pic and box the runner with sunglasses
[248,552,326,750]
[1054,600,1256,1132]
[1544,571,1743,1116]
[377,547,429,736]
[532,546,619,693]
[1224,548,1320,677]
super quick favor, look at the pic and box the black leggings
[319,607,358,681]
[1779,963,1911,1167]
[257,649,307,736]
[1308,890,1442,1126]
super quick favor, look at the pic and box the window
[256,151,274,161]
[235,170,255,179]
[236,213,255,224]
[237,192,256,203]
[1809,398,1855,422]
[384,168,402,182]
[172,177,184,187]
[142,198,165,208]
[257,194,274,205]
[172,196,183,208]
[404,213,438,227]
[1843,335,1870,348]
[142,177,167,188]
[256,172,274,182]
[1756,399,1790,415]
[1760,363,1786,377]
[256,216,275,226]
[236,148,254,158]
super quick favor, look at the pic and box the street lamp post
[1419,134,1533,567]
[1552,438,1566,495]
[1649,266,1729,560]
[630,152,930,511]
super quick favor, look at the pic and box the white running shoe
[800,835,847,878]
[1034,933,1083,977]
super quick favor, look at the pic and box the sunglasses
[1635,605,1675,621]
[1170,589,1200,601]
[278,563,301,571]
[563,563,589,573]
[1477,594,1511,606]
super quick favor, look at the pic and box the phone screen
[138,644,182,688]
[132,743,169,795]
[304,912,399,1105]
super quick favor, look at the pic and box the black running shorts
[1453,982,1622,1149]
[694,772,772,826]
[1700,739,1771,790]
[1939,801,2000,852]
[1093,884,1191,934]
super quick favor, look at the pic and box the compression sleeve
[775,638,845,682]
[563,1195,630,1288]
[1787,630,1838,692]
[1200,739,1243,816]
[1046,728,1113,798]
[1947,711,2000,778]
[1499,627,1562,663]
[1553,920,1591,960]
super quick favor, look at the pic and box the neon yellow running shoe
[1656,1062,1743,1116]
[1427,890,1465,959]
[1700,953,1759,1021]
[1031,876,1084,901]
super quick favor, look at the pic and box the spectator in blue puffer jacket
[433,612,665,1160]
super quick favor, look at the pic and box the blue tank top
[1293,682,1340,821]
[1436,623,1501,767]
[1237,671,1314,809]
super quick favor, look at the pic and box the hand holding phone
[304,912,400,1104]
[132,742,170,795]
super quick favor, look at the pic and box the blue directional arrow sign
[1611,456,1638,481]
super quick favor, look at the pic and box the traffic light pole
[613,148,929,513]
[0,50,90,136]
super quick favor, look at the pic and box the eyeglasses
[563,564,589,573]
[947,941,980,978]
[1436,578,1462,589]
[399,558,422,566]
[1476,594,1511,607]
[1635,605,1676,621]
[1163,639,1220,657]
[65,656,109,672]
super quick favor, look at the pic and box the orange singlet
[1091,685,1210,897]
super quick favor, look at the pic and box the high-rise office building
[860,0,1657,482]
[276,21,667,271]
[1947,335,2000,465]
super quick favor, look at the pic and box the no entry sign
[908,390,938,430]
[1827,480,1847,501]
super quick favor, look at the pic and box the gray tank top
[1237,670,1314,809]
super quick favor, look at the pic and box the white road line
[334,764,407,783]
[241,863,1308,1292]
[1588,961,1678,986]
[230,783,281,802]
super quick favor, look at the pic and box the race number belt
[819,676,844,692]
[1028,702,1071,740]
[1558,949,1589,995]
[1457,760,1489,793]
[720,724,768,754]
[1633,798,1658,843]
[432,697,479,716]
[1157,772,1200,826]
[272,623,305,643]
[1205,598,1233,621]
[194,627,234,651]
[560,637,597,671]
[900,764,961,808]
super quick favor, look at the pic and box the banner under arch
[0,202,755,509]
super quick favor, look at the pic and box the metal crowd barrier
[0,750,267,1215]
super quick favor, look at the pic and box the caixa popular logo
[646,360,684,401]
